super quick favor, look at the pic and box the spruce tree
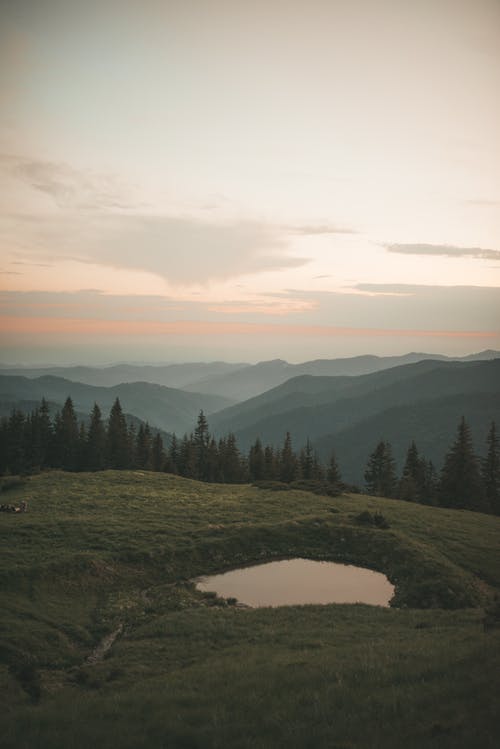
[135,423,153,470]
[398,441,428,502]
[165,434,179,474]
[248,438,265,481]
[482,421,500,514]
[151,433,165,472]
[220,433,243,483]
[193,410,210,480]
[364,441,396,497]
[279,432,297,483]
[55,397,79,470]
[86,403,106,471]
[439,417,483,510]
[263,445,277,480]
[299,439,314,480]
[106,398,130,469]
[326,450,342,492]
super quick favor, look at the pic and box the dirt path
[86,624,123,665]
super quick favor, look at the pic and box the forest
[1,396,498,515]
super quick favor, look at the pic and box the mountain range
[0,375,232,435]
[2,350,498,402]
[210,358,500,484]
[1,353,499,486]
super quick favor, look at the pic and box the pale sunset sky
[0,0,499,364]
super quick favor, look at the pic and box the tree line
[0,397,498,515]
[364,418,499,514]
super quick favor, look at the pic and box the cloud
[285,223,356,236]
[0,153,141,211]
[1,153,309,283]
[385,243,500,261]
[5,213,308,284]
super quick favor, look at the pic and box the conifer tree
[299,438,314,480]
[165,434,179,474]
[364,441,396,497]
[106,398,130,469]
[86,403,106,471]
[482,421,500,514]
[193,410,210,480]
[398,441,430,502]
[263,445,277,480]
[220,433,243,483]
[55,397,79,470]
[248,438,265,481]
[439,417,483,510]
[135,423,153,470]
[151,432,165,472]
[37,398,52,469]
[279,432,297,483]
[326,450,342,491]
[179,434,197,478]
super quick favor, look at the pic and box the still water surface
[196,558,394,607]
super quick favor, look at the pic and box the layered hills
[0,375,232,435]
[210,358,500,484]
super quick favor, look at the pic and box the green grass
[1,470,499,747]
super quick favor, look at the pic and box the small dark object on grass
[0,500,28,513]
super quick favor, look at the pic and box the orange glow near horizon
[1,316,497,340]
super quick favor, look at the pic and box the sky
[0,0,499,365]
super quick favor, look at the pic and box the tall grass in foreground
[1,471,499,747]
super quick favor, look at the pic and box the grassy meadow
[1,470,499,747]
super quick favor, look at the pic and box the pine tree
[421,459,438,505]
[86,403,106,471]
[439,417,483,510]
[398,441,430,502]
[263,445,277,480]
[106,398,130,469]
[37,398,52,469]
[279,432,297,483]
[55,397,79,470]
[165,434,179,474]
[248,438,265,481]
[135,423,153,470]
[193,410,210,480]
[178,434,197,478]
[482,421,500,514]
[364,441,396,497]
[151,433,165,472]
[220,433,243,483]
[205,438,221,482]
[326,451,342,491]
[299,439,314,480]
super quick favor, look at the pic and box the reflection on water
[196,558,394,608]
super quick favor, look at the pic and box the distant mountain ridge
[208,358,500,484]
[2,351,497,402]
[0,361,247,389]
[181,351,500,401]
[0,375,233,435]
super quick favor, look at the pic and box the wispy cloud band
[385,243,500,261]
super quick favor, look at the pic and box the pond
[195,558,394,608]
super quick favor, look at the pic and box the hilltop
[1,471,499,748]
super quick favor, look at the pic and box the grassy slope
[1,471,499,748]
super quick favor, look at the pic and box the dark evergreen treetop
[439,417,483,511]
[482,421,500,514]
